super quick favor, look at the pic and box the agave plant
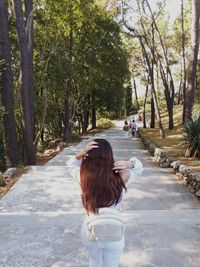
[182,119,200,158]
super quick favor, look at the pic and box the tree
[133,78,139,110]
[185,0,200,121]
[0,0,20,166]
[181,0,187,122]
[121,0,165,137]
[124,83,132,116]
[13,0,35,164]
[144,0,175,130]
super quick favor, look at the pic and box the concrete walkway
[0,121,200,267]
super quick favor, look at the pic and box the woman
[67,138,143,267]
[123,120,129,137]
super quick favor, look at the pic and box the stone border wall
[138,130,200,199]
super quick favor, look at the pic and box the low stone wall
[138,130,200,199]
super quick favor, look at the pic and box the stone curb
[138,129,200,199]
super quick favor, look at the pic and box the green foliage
[68,132,82,142]
[96,118,114,129]
[182,119,200,158]
[125,84,132,116]
[33,0,129,140]
[0,172,6,187]
[97,110,117,120]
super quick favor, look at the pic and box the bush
[97,118,114,129]
[0,172,6,187]
[97,110,117,120]
[69,132,82,142]
[182,119,200,158]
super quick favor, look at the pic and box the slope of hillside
[139,105,200,171]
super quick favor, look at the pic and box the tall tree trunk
[0,123,6,171]
[185,0,200,121]
[181,0,187,122]
[13,0,35,164]
[150,93,155,128]
[63,96,70,141]
[34,53,52,147]
[143,82,149,128]
[150,72,165,137]
[0,0,20,166]
[82,110,89,133]
[63,24,73,140]
[145,0,174,129]
[91,92,96,129]
[178,74,182,105]
[159,62,174,129]
[150,25,165,137]
[122,2,165,137]
[133,78,139,110]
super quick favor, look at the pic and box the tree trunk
[168,78,174,129]
[0,0,20,166]
[143,82,149,128]
[150,29,165,137]
[63,96,70,141]
[151,77,165,138]
[150,94,155,128]
[145,0,174,129]
[82,110,89,133]
[185,0,200,121]
[91,92,96,129]
[13,0,35,164]
[34,53,51,147]
[122,2,165,137]
[178,77,182,105]
[0,125,6,171]
[133,78,139,110]
[159,63,174,129]
[181,0,187,122]
[63,24,73,140]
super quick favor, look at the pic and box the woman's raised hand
[75,141,99,160]
[113,160,132,173]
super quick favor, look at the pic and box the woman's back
[80,138,126,214]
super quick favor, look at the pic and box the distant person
[129,119,137,137]
[67,139,143,267]
[123,120,129,137]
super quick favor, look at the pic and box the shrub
[97,110,117,120]
[0,172,6,187]
[69,132,82,142]
[182,119,200,158]
[96,118,114,129]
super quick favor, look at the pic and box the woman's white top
[66,156,143,211]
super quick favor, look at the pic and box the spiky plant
[182,119,200,158]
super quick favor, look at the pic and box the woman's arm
[66,156,81,183]
[66,141,99,183]
[113,157,143,186]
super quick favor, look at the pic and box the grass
[139,105,200,171]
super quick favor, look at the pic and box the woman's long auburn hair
[80,138,126,214]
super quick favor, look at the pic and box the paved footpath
[0,121,200,267]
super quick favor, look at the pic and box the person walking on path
[129,119,137,137]
[67,138,143,267]
[123,120,129,137]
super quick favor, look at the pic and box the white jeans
[81,222,125,267]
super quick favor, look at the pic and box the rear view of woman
[67,138,143,267]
